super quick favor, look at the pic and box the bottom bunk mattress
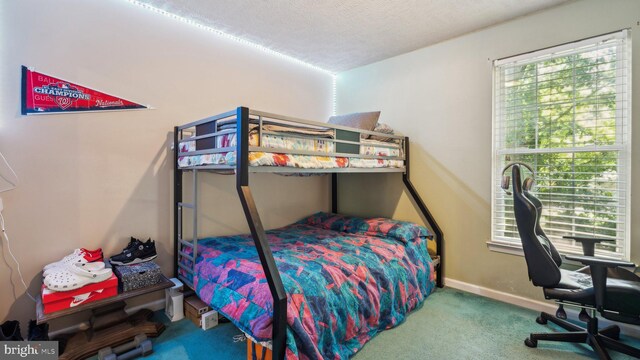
[182,212,435,359]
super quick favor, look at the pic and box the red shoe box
[41,274,119,314]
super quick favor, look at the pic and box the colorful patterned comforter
[186,213,435,359]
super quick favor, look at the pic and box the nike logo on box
[70,289,104,307]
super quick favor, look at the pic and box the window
[491,30,631,260]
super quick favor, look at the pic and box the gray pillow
[328,111,380,131]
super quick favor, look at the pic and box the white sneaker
[43,248,103,272]
[44,263,112,291]
[43,261,107,277]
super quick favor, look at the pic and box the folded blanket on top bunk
[251,122,335,138]
[181,212,435,360]
[178,122,404,169]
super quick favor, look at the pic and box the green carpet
[143,288,640,359]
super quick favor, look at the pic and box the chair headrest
[511,164,523,196]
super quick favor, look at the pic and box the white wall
[337,0,640,303]
[0,0,333,328]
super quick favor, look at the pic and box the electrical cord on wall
[0,151,18,191]
[0,212,37,303]
[0,151,33,301]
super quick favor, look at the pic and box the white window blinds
[491,30,632,260]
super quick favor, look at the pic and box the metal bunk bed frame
[173,106,443,360]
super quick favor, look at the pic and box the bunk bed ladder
[236,107,288,360]
[174,127,198,290]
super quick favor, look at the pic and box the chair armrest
[563,236,615,257]
[563,236,615,243]
[565,255,636,311]
[564,255,635,268]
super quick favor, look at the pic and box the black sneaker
[27,320,49,341]
[124,237,143,253]
[108,237,142,264]
[0,320,23,341]
[110,238,157,265]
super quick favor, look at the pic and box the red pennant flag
[21,66,148,115]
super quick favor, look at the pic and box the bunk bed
[173,107,443,360]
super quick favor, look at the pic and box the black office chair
[507,163,640,359]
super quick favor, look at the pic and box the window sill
[486,240,628,265]
[486,241,525,257]
[486,241,586,267]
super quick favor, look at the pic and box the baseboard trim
[48,298,166,338]
[444,278,555,313]
[51,279,640,339]
[444,277,640,338]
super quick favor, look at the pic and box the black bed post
[173,126,182,278]
[235,107,287,360]
[331,173,338,213]
[402,137,444,288]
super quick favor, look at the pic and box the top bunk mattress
[181,212,435,359]
[178,121,404,169]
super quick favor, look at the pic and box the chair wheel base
[524,338,537,348]
[535,316,547,325]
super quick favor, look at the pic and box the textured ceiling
[138,0,571,72]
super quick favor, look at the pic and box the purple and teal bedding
[186,212,435,359]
